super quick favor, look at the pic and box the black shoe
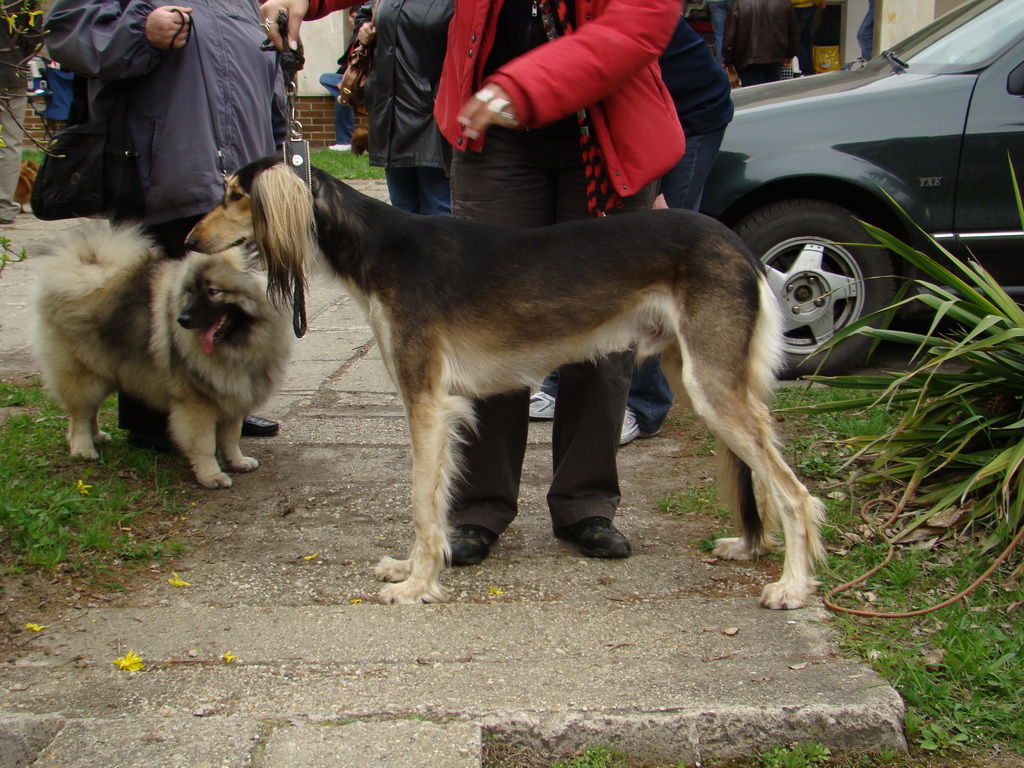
[242,415,279,437]
[448,524,498,566]
[553,516,631,558]
[126,431,175,453]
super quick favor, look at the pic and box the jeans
[385,166,451,215]
[627,355,675,435]
[857,0,875,61]
[626,127,727,433]
[707,1,733,69]
[318,72,355,145]
[659,128,725,212]
[794,5,817,76]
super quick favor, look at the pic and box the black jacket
[362,0,452,171]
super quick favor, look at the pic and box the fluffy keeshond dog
[31,222,293,489]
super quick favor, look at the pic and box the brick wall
[24,95,364,151]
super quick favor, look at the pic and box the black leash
[263,11,310,338]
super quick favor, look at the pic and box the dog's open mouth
[201,315,230,354]
[199,308,246,354]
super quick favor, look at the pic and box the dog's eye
[227,191,244,203]
[207,288,222,298]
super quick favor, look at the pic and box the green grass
[641,383,1024,764]
[1,151,376,583]
[553,747,628,768]
[310,148,384,179]
[774,386,1024,759]
[23,148,381,179]
[486,740,981,768]
[0,380,200,586]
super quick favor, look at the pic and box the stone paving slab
[0,184,907,767]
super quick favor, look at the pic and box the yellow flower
[113,650,144,671]
[167,573,190,588]
[24,623,48,632]
[488,586,504,596]
[76,480,92,496]
[349,598,363,604]
[222,651,238,664]
[302,553,318,561]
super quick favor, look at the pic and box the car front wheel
[735,199,895,377]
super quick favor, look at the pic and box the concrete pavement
[0,183,906,767]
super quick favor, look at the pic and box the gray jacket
[44,0,286,224]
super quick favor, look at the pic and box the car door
[952,37,1024,287]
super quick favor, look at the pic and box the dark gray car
[701,0,1024,375]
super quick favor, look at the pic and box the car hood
[702,67,978,226]
[729,65,942,117]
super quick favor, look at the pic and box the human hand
[653,194,668,210]
[260,0,309,52]
[457,84,518,141]
[145,6,192,50]
[357,22,376,45]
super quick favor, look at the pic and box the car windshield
[885,0,1024,73]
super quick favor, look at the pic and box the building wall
[24,96,360,152]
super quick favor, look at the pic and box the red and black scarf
[536,0,623,217]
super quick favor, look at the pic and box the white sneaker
[620,407,640,446]
[328,144,352,151]
[529,391,556,420]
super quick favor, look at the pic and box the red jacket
[310,0,685,199]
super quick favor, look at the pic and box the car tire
[735,199,895,378]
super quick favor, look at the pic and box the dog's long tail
[250,164,318,308]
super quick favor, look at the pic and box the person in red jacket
[262,0,684,566]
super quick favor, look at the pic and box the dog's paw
[70,444,100,460]
[228,456,259,473]
[759,580,814,610]
[93,430,112,445]
[379,579,451,605]
[374,556,412,583]
[713,536,756,560]
[196,471,233,489]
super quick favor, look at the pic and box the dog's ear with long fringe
[250,164,317,308]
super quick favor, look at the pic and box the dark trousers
[449,127,655,535]
[739,62,784,86]
[117,215,202,433]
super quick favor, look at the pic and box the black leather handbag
[31,84,144,221]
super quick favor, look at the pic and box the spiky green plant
[801,173,1024,551]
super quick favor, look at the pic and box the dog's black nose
[177,313,191,328]
[183,237,197,252]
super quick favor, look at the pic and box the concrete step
[0,182,906,767]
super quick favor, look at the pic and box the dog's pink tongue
[201,325,218,354]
